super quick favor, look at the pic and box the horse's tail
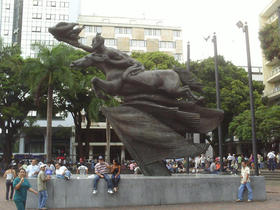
[173,67,203,92]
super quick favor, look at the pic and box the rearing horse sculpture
[49,22,223,176]
[69,33,203,103]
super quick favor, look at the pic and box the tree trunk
[105,119,111,163]
[3,134,13,166]
[46,74,53,162]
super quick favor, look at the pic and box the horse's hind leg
[175,85,204,103]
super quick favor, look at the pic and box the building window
[60,2,69,8]
[32,26,41,32]
[84,26,102,33]
[173,30,181,37]
[84,26,93,32]
[94,26,102,33]
[33,0,38,6]
[47,1,56,7]
[46,14,56,20]
[160,41,176,49]
[144,28,160,36]
[59,14,69,21]
[33,0,42,6]
[4,16,10,22]
[27,110,37,117]
[130,40,146,47]
[5,3,10,9]
[4,30,9,36]
[174,54,182,61]
[115,27,132,34]
[32,13,42,19]
[79,37,87,45]
[105,39,117,46]
[31,40,41,44]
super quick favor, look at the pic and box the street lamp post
[236,21,259,176]
[186,41,190,174]
[212,33,223,171]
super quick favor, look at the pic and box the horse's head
[91,33,105,53]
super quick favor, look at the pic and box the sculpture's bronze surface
[49,22,223,176]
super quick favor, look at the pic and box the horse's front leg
[91,77,122,100]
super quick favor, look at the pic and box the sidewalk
[0,177,279,210]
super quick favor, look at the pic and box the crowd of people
[1,150,279,209]
[2,155,121,210]
[164,151,280,175]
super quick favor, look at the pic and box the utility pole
[236,21,259,176]
[212,33,223,171]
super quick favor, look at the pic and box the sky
[80,0,272,67]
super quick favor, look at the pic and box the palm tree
[24,44,73,161]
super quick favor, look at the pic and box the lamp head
[236,21,244,29]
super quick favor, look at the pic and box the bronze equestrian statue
[49,22,223,176]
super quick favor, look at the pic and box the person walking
[3,165,16,200]
[37,164,50,210]
[236,161,253,202]
[13,168,38,210]
[111,159,121,192]
[92,156,113,194]
[267,151,276,171]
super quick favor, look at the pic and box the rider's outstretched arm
[76,43,95,53]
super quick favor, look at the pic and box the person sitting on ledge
[77,163,88,175]
[110,159,121,192]
[55,163,71,180]
[92,156,113,194]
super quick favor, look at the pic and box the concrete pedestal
[26,174,266,209]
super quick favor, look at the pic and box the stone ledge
[26,175,266,209]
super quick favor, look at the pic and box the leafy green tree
[0,44,34,164]
[229,105,280,151]
[259,21,280,61]
[190,56,264,151]
[131,51,184,70]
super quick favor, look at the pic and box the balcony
[267,66,280,83]
[265,57,280,66]
[267,86,280,101]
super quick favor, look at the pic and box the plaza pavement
[0,177,279,210]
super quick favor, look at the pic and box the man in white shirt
[236,161,253,202]
[26,159,40,178]
[77,163,88,175]
[200,154,206,169]
[267,151,275,171]
[227,153,234,170]
[55,163,71,180]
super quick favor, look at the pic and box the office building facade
[77,15,183,62]
[0,0,80,57]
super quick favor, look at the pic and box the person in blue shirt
[13,168,38,210]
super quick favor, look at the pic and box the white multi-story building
[0,0,80,57]
[78,15,184,62]
[260,0,280,104]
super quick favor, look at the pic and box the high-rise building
[260,0,280,104]
[0,0,15,45]
[77,15,183,62]
[0,0,80,57]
